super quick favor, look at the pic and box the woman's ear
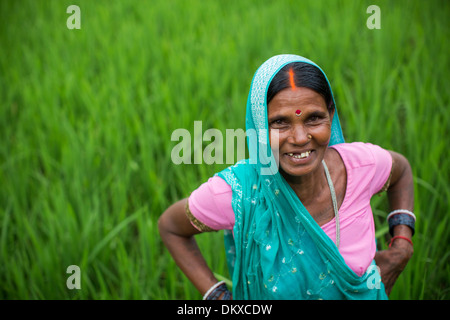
[329,106,335,122]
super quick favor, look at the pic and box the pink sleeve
[331,142,393,198]
[188,176,234,231]
[366,143,393,195]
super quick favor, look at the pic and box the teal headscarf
[216,54,387,300]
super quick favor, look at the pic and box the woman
[158,54,415,300]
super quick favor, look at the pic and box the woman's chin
[279,152,321,178]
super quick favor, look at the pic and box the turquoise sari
[216,54,387,300]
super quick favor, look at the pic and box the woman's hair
[267,62,334,111]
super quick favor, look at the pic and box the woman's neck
[280,162,328,206]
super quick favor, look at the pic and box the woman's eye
[308,114,325,123]
[274,119,283,124]
[270,119,286,127]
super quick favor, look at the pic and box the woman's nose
[288,124,310,145]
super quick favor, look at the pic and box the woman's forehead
[267,87,327,112]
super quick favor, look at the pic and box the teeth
[287,151,311,159]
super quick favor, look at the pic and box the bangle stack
[386,209,416,237]
[203,281,232,300]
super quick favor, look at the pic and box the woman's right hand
[158,198,222,297]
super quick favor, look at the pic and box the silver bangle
[202,281,225,300]
[386,209,416,222]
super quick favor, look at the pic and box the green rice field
[1,0,449,299]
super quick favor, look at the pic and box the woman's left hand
[374,236,413,296]
[377,151,415,296]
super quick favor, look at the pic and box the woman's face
[267,87,333,179]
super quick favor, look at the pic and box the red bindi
[295,109,302,116]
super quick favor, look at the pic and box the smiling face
[267,87,334,180]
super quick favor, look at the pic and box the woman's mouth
[286,150,312,160]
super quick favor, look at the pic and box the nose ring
[307,134,312,140]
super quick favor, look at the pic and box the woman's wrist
[389,225,414,258]
[202,281,232,300]
[392,224,413,238]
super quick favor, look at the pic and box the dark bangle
[388,213,415,237]
[203,281,232,300]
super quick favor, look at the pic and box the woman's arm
[158,198,221,297]
[375,150,414,296]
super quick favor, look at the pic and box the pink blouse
[188,142,392,276]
